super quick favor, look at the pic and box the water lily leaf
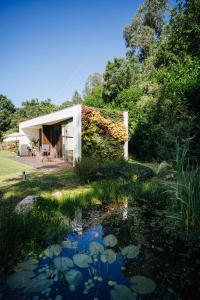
[73,254,92,268]
[121,245,140,259]
[108,280,117,286]
[89,241,104,255]
[44,244,62,258]
[130,275,156,294]
[62,240,78,249]
[14,258,38,272]
[24,278,54,293]
[111,284,136,300]
[100,249,116,264]
[64,269,83,287]
[54,257,74,272]
[103,234,118,247]
[7,270,34,289]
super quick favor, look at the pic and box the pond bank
[1,195,200,300]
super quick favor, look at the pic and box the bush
[0,198,67,268]
[74,157,100,182]
[74,158,155,183]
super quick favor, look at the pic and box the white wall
[19,105,127,163]
[19,105,82,163]
[19,127,39,156]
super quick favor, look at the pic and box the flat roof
[19,104,81,129]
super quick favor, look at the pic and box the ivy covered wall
[81,105,128,160]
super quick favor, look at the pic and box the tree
[10,99,58,131]
[59,100,73,109]
[124,0,168,61]
[84,87,105,108]
[102,57,139,103]
[71,90,82,104]
[167,0,200,58]
[83,73,103,97]
[0,95,15,140]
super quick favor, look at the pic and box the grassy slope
[0,151,92,206]
[0,151,35,186]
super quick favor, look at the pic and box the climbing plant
[82,106,127,161]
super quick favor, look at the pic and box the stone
[15,195,37,213]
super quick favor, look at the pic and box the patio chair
[47,147,57,162]
[40,144,50,162]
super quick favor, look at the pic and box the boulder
[15,195,37,213]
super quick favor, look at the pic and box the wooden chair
[40,144,50,162]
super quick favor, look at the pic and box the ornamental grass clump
[167,144,200,229]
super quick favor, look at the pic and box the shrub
[74,157,100,182]
[0,198,67,267]
[74,158,155,183]
[168,146,200,228]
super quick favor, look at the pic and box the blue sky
[0,0,172,106]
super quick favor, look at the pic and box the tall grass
[0,198,67,268]
[168,143,200,229]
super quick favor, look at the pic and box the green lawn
[0,150,91,206]
[0,151,35,186]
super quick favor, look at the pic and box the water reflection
[1,199,185,300]
[70,208,83,235]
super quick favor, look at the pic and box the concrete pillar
[123,111,128,160]
[73,105,82,165]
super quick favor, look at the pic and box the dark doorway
[41,124,62,158]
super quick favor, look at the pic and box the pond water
[1,198,199,300]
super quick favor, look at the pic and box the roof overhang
[19,104,81,129]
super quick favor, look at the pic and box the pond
[0,197,199,300]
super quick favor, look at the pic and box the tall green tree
[102,57,139,103]
[11,99,58,131]
[0,95,15,140]
[71,90,82,104]
[124,0,168,61]
[83,73,103,97]
[167,0,200,58]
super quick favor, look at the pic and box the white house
[19,104,128,164]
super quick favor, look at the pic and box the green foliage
[0,95,15,140]
[124,0,168,60]
[71,90,82,104]
[83,72,103,97]
[167,0,200,58]
[11,98,58,131]
[0,198,67,267]
[156,57,200,111]
[82,106,126,161]
[102,57,139,103]
[74,158,154,183]
[167,144,200,229]
[84,87,105,108]
[74,157,100,183]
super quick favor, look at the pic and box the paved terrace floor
[9,156,72,169]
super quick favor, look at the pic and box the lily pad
[130,275,156,294]
[121,245,140,259]
[54,257,74,272]
[100,249,116,264]
[89,241,104,255]
[64,269,83,288]
[103,234,118,247]
[24,278,54,293]
[14,258,38,272]
[7,270,34,289]
[111,284,136,300]
[62,240,78,249]
[73,254,92,268]
[44,244,62,258]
